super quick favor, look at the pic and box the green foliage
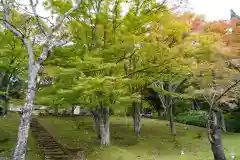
[176,110,208,127]
[32,0,222,115]
[174,100,192,115]
[225,112,240,132]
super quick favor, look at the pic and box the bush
[109,108,115,115]
[176,110,208,127]
[114,110,127,117]
[225,112,240,133]
[174,100,192,115]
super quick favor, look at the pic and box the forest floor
[0,113,239,160]
[38,115,240,160]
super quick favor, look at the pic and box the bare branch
[1,1,25,40]
[1,0,35,71]
[15,3,53,25]
[29,0,47,36]
[215,79,240,103]
[36,0,82,65]
[51,0,82,34]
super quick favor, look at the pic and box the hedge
[176,110,208,127]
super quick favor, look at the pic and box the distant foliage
[174,100,192,115]
[225,112,240,132]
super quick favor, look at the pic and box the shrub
[109,108,115,115]
[176,110,208,127]
[174,100,192,115]
[225,112,240,133]
[114,110,127,117]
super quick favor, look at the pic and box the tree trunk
[132,101,141,137]
[100,107,110,145]
[220,113,226,132]
[4,100,8,116]
[157,109,161,120]
[208,111,226,160]
[13,71,37,160]
[169,105,177,136]
[4,82,10,116]
[54,107,58,116]
[92,110,101,139]
[71,106,76,115]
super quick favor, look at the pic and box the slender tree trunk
[132,101,141,137]
[4,81,10,116]
[100,107,110,145]
[168,105,177,136]
[209,111,226,160]
[92,110,101,139]
[54,107,58,116]
[157,109,162,120]
[4,100,8,116]
[71,106,76,115]
[220,113,226,132]
[13,71,37,160]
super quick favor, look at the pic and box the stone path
[30,118,69,160]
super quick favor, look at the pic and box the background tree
[0,0,82,159]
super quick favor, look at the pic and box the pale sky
[189,0,240,21]
[21,0,240,21]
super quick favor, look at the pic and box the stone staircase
[30,118,69,160]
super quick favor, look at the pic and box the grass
[38,116,240,160]
[1,113,239,160]
[0,112,42,160]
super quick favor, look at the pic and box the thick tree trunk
[168,106,177,136]
[132,101,141,137]
[209,111,226,160]
[92,110,101,139]
[13,71,37,160]
[100,107,110,145]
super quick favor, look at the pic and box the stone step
[32,130,47,134]
[41,148,63,152]
[39,146,63,150]
[35,138,54,142]
[30,118,69,160]
[44,151,65,155]
[32,132,51,136]
[33,136,52,140]
[34,136,53,139]
[37,142,60,146]
[44,155,69,159]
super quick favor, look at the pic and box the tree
[0,0,82,159]
[41,0,176,140]
[185,18,240,159]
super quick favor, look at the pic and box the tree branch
[215,79,240,103]
[29,0,47,36]
[0,1,25,40]
[173,78,188,92]
[36,0,82,65]
[1,0,34,67]
[116,49,137,64]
